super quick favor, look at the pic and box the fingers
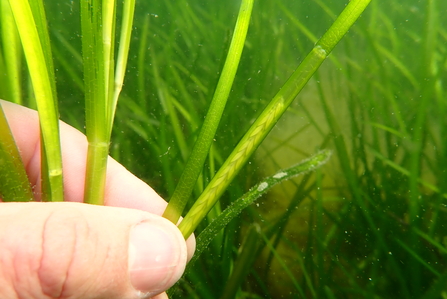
[1,99,196,263]
[1,100,166,214]
[0,202,187,299]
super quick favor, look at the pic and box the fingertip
[128,218,187,297]
[149,292,169,299]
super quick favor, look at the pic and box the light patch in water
[257,182,268,192]
[273,172,287,179]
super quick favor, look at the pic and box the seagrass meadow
[1,0,447,298]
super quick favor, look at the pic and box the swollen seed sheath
[179,0,371,239]
[179,97,287,238]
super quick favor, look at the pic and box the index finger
[1,100,167,215]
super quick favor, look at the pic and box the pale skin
[0,100,195,299]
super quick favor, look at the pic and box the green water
[2,0,447,297]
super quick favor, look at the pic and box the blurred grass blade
[422,270,447,299]
[220,224,262,299]
[179,0,372,239]
[8,0,63,202]
[0,0,22,104]
[257,231,305,297]
[396,239,440,276]
[163,0,255,223]
[413,228,447,255]
[0,102,34,201]
[369,148,447,199]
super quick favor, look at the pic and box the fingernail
[128,221,184,295]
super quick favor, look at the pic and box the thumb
[0,202,187,299]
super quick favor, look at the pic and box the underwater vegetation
[1,0,447,298]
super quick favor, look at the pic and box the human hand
[0,100,195,299]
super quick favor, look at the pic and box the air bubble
[314,45,327,58]
[273,172,287,179]
[257,182,268,192]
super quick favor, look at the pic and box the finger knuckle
[37,207,95,298]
